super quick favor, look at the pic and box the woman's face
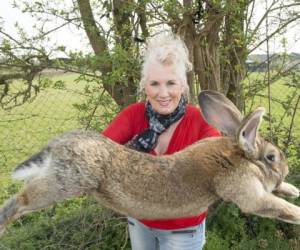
[144,63,184,115]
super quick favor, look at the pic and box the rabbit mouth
[273,165,287,189]
[275,173,284,188]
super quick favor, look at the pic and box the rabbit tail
[12,147,51,181]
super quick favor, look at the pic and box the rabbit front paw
[273,182,300,198]
[284,183,300,198]
[289,185,300,198]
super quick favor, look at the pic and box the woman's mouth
[158,100,171,107]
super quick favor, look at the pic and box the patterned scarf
[129,96,186,152]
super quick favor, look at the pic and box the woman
[102,34,220,250]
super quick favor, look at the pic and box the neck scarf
[129,96,186,152]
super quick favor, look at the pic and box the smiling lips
[158,100,171,107]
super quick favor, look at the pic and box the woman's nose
[158,85,169,97]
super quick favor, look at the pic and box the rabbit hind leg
[0,176,80,235]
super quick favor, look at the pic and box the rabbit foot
[284,183,299,198]
[289,186,300,198]
[274,182,300,199]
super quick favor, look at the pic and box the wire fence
[0,73,82,201]
[0,70,299,249]
[0,71,299,186]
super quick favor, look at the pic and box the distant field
[244,72,300,138]
[0,73,87,202]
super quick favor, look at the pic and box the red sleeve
[102,104,136,144]
[187,105,220,140]
[102,103,147,144]
[199,122,221,139]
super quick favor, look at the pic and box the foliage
[1,0,300,109]
[71,73,120,131]
[0,198,130,250]
[205,203,300,250]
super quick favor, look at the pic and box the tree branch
[248,2,300,50]
[283,94,300,154]
[249,13,300,53]
[77,0,109,57]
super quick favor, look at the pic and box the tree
[1,0,300,110]
[1,1,300,248]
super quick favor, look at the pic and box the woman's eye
[167,81,176,86]
[150,81,159,86]
[266,154,275,162]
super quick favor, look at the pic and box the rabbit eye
[266,154,275,162]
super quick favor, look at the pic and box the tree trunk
[176,1,248,110]
[77,0,137,108]
[178,0,196,102]
[177,1,224,99]
[221,0,248,111]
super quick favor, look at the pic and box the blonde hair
[139,33,192,100]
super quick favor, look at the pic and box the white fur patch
[12,156,51,181]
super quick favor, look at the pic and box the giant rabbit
[1,90,299,235]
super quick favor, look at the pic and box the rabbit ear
[198,90,243,136]
[238,107,265,158]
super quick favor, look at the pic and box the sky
[0,0,90,57]
[1,0,300,55]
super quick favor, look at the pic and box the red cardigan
[102,102,220,230]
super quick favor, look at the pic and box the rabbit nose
[279,164,289,181]
[283,165,289,178]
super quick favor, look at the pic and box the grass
[244,72,300,138]
[247,81,297,115]
[243,72,300,175]
[0,73,86,201]
[0,72,129,248]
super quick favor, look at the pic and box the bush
[0,198,131,250]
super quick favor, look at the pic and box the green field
[0,72,128,249]
[244,72,300,135]
[0,73,86,201]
